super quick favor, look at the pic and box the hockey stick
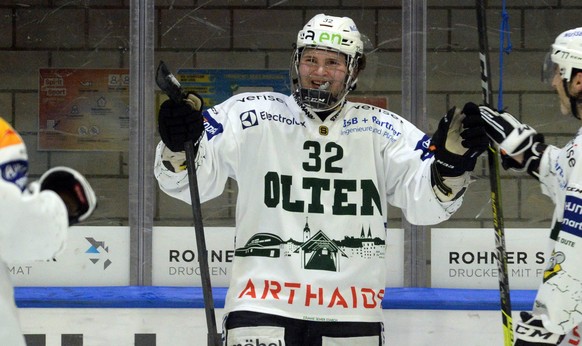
[156,61,221,346]
[475,2,513,345]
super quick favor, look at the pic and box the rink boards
[8,227,551,289]
[11,226,551,345]
[15,287,536,345]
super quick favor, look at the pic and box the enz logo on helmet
[301,29,343,47]
[240,110,259,129]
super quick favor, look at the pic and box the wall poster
[38,68,130,151]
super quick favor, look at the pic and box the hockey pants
[223,310,384,346]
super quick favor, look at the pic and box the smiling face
[298,48,349,99]
[291,14,365,112]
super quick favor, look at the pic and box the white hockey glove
[479,106,547,179]
[514,312,564,346]
[39,167,97,225]
[429,102,488,200]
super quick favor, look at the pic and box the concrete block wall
[1,1,580,230]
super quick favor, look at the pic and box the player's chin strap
[563,79,581,120]
[293,92,344,121]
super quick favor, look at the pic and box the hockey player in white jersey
[478,27,582,346]
[0,117,96,345]
[155,13,488,345]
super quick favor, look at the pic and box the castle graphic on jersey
[234,218,385,272]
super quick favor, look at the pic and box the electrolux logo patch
[259,111,306,127]
[85,237,112,270]
[240,110,259,129]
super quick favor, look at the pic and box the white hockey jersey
[155,92,465,322]
[0,117,69,346]
[531,128,582,339]
[0,118,68,263]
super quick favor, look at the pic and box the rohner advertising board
[431,228,550,289]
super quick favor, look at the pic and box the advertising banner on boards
[10,226,554,289]
[8,226,130,286]
[431,228,550,289]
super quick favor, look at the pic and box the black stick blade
[155,60,186,104]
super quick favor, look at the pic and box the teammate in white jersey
[478,27,582,346]
[0,117,96,345]
[155,14,488,345]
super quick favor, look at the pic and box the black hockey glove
[479,105,547,179]
[158,92,205,153]
[514,311,564,346]
[39,166,97,225]
[430,102,488,177]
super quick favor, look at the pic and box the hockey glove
[479,105,547,179]
[430,102,488,176]
[429,102,488,200]
[39,167,97,225]
[158,92,205,153]
[514,311,564,346]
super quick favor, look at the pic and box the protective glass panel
[152,5,404,285]
[1,1,131,290]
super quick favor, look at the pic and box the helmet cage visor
[542,50,558,84]
[291,46,360,111]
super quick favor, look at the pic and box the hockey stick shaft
[156,61,220,346]
[475,2,514,345]
[184,140,221,346]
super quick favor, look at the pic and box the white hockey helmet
[0,117,28,191]
[291,14,366,111]
[543,27,582,83]
[542,27,582,118]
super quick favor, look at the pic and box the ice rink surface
[19,308,514,345]
[16,287,533,345]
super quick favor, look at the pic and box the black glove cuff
[434,150,477,177]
